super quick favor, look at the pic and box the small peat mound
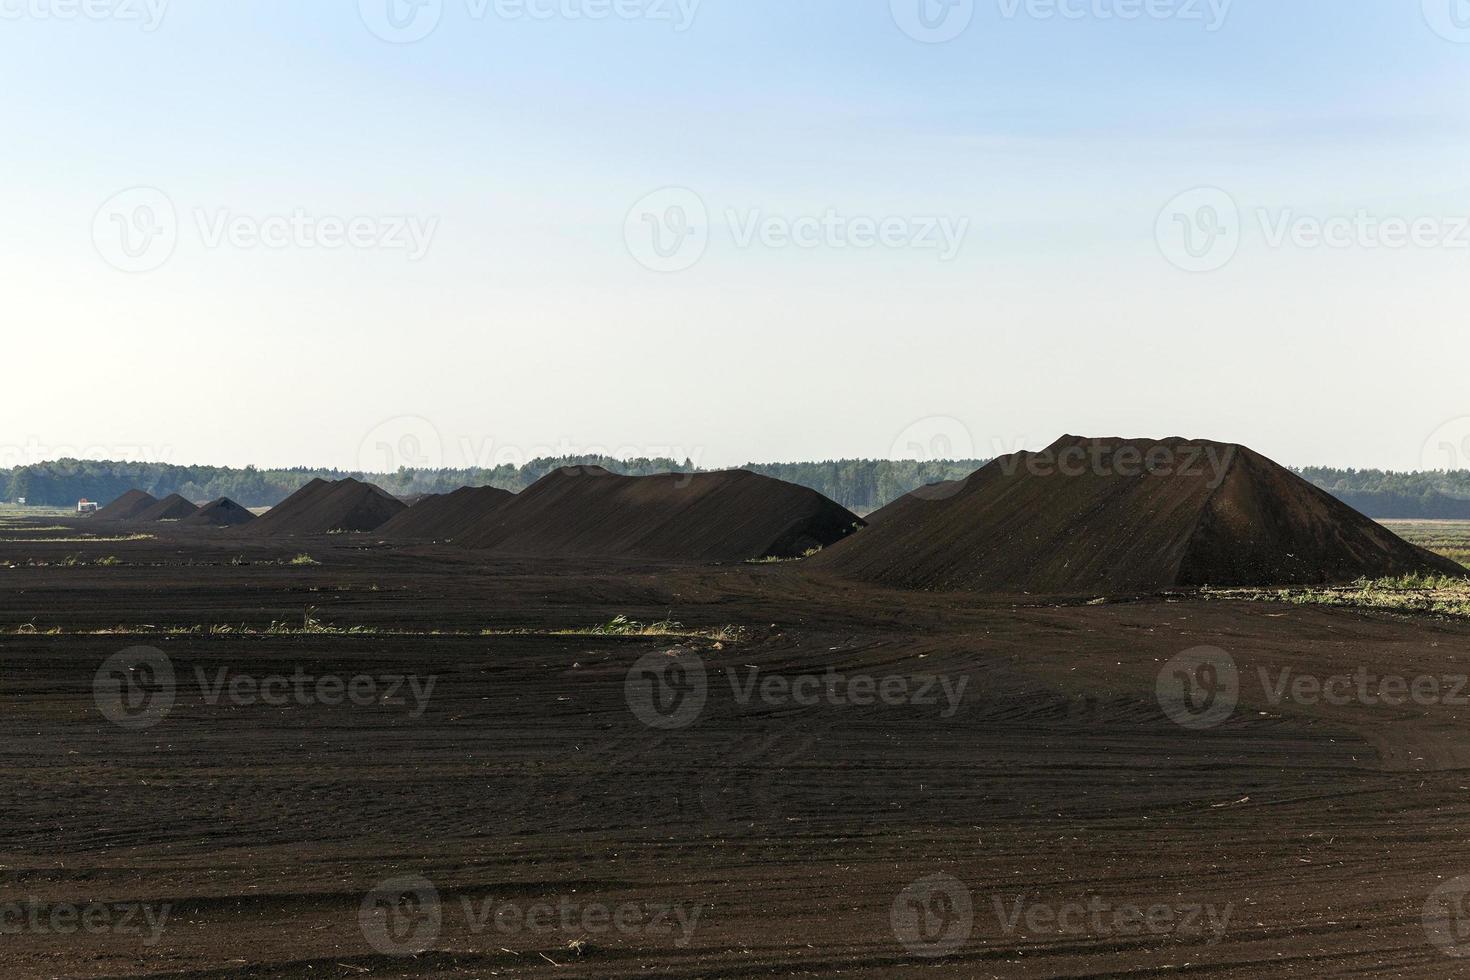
[93,490,159,521]
[377,485,516,540]
[813,435,1465,595]
[248,478,406,536]
[457,466,863,561]
[184,498,257,527]
[132,494,201,522]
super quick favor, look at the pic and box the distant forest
[8,458,1470,519]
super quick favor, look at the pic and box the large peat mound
[813,435,1465,594]
[93,490,159,521]
[184,498,257,527]
[247,478,406,536]
[457,466,863,561]
[132,494,201,522]
[377,485,516,540]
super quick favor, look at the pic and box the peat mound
[456,466,863,561]
[132,494,201,522]
[93,490,159,521]
[377,485,515,540]
[185,498,257,527]
[813,435,1466,594]
[248,478,406,536]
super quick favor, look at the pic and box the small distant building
[77,499,99,514]
[15,497,24,506]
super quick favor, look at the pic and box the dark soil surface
[816,435,1465,593]
[93,490,159,522]
[378,486,516,541]
[247,478,407,537]
[184,498,257,528]
[457,467,863,561]
[3,518,1470,976]
[131,494,201,523]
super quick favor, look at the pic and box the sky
[4,0,1470,474]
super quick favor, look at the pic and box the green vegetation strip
[9,614,743,642]
[1205,575,1470,618]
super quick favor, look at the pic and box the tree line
[7,458,1470,519]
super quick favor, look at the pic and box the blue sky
[4,1,1470,472]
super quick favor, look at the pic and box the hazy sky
[5,0,1470,473]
